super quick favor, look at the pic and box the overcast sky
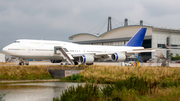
[1,0,180,52]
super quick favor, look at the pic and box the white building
[0,52,5,62]
[69,19,180,61]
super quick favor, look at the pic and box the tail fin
[125,28,147,47]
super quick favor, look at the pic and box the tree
[175,53,180,60]
[169,53,174,60]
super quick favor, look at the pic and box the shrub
[54,75,180,101]
[71,74,81,81]
[101,84,114,97]
[160,80,180,88]
[61,74,82,81]
[114,76,149,95]
[60,83,99,101]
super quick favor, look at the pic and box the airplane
[2,28,157,65]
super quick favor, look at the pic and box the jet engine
[111,52,126,62]
[50,60,62,63]
[79,55,94,64]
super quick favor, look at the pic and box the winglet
[125,28,147,47]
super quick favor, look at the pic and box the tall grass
[0,62,15,65]
[80,65,180,83]
[139,86,180,101]
[0,65,88,80]
[0,65,53,80]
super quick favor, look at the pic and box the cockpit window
[14,41,20,43]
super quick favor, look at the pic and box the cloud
[1,0,180,51]
[141,0,180,17]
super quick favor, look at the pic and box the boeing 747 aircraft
[2,28,156,65]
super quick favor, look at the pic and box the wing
[164,43,180,49]
[127,48,170,53]
[70,48,169,58]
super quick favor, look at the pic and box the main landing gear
[18,58,29,65]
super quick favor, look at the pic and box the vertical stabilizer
[125,28,147,47]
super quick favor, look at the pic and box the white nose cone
[2,46,11,55]
[2,46,8,53]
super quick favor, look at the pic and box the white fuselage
[2,39,144,60]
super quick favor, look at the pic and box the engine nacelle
[111,52,126,62]
[50,60,62,63]
[80,55,94,63]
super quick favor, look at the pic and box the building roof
[69,25,153,40]
[69,33,99,40]
[153,26,180,32]
[69,25,180,40]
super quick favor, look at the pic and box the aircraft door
[28,47,31,53]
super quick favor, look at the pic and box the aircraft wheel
[19,62,24,65]
[74,61,78,65]
[86,63,94,65]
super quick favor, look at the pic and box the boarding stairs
[54,46,74,65]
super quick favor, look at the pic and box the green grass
[54,76,180,101]
[60,83,99,101]
[61,74,83,82]
[80,65,180,84]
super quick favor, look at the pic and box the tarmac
[2,61,180,67]
[95,62,180,67]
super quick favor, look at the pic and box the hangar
[69,18,180,61]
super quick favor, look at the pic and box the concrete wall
[0,53,5,62]
[48,70,83,79]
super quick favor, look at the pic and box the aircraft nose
[2,46,8,53]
